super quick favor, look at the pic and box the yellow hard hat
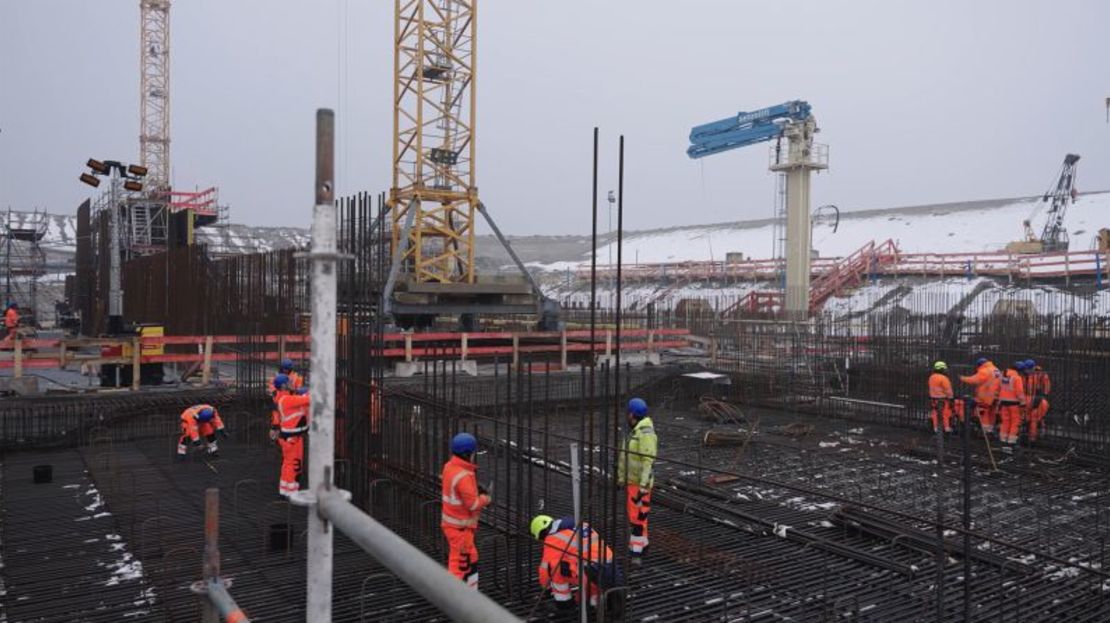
[530,515,554,540]
[933,361,947,371]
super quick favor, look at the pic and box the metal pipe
[316,491,520,623]
[306,107,337,622]
[202,488,220,623]
[570,442,585,623]
[204,579,252,623]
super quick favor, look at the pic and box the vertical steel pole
[570,442,585,623]
[108,171,123,333]
[201,488,220,623]
[306,108,337,622]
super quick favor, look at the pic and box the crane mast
[1039,153,1080,252]
[139,0,171,194]
[390,0,478,284]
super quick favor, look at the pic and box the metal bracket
[289,487,353,508]
[189,576,233,594]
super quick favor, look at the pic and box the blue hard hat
[1014,361,1026,371]
[273,373,290,390]
[628,398,648,418]
[975,357,988,367]
[280,358,294,372]
[197,407,215,422]
[451,432,478,455]
[1024,359,1036,369]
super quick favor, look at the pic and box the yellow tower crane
[387,0,554,328]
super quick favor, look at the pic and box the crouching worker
[531,514,624,616]
[176,404,227,459]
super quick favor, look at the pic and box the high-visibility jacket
[180,404,225,441]
[960,361,1001,404]
[441,455,488,530]
[928,372,953,399]
[538,518,612,600]
[618,417,658,488]
[999,369,1026,404]
[4,307,18,329]
[275,392,310,435]
[1026,368,1051,397]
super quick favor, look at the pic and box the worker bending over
[3,302,19,342]
[928,361,954,433]
[1023,359,1051,443]
[531,515,622,612]
[998,362,1027,445]
[618,397,657,557]
[176,404,227,459]
[441,432,491,589]
[960,357,1001,434]
[273,374,310,497]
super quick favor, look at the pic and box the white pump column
[769,118,827,318]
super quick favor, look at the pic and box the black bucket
[33,465,53,484]
[269,523,294,551]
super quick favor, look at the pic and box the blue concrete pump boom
[687,100,813,159]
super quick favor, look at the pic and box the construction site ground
[2,398,1108,622]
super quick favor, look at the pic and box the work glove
[478,484,489,495]
[218,428,230,439]
[478,493,492,506]
[559,561,573,576]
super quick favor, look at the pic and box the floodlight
[86,158,110,175]
[123,180,144,192]
[127,164,148,177]
[80,173,101,188]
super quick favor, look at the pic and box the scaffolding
[2,208,48,328]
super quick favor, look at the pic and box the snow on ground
[532,192,1110,270]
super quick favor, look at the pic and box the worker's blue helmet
[975,357,988,367]
[628,398,648,418]
[7,302,17,309]
[280,358,294,373]
[273,373,290,390]
[1024,359,1036,369]
[451,432,478,456]
[1014,361,1026,371]
[197,407,215,422]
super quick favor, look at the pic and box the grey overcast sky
[1,1,1108,235]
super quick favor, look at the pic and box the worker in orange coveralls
[3,302,19,342]
[928,361,954,433]
[530,514,623,613]
[960,357,1002,434]
[440,432,491,589]
[1023,359,1052,443]
[273,374,310,498]
[176,404,227,459]
[998,362,1027,445]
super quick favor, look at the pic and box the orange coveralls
[441,454,490,589]
[928,372,954,432]
[960,361,1001,432]
[176,404,225,455]
[274,391,310,497]
[997,368,1026,444]
[1025,368,1051,441]
[4,307,19,341]
[539,520,614,607]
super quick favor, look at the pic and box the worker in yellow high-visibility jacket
[617,397,657,557]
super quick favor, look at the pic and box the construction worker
[273,374,310,497]
[617,397,657,557]
[3,302,19,342]
[1024,358,1051,443]
[928,361,954,433]
[279,358,304,390]
[997,362,1027,445]
[530,514,622,612]
[176,404,227,459]
[960,357,1002,434]
[440,432,491,589]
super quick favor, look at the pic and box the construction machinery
[1006,154,1080,254]
[687,101,828,317]
[385,0,555,329]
